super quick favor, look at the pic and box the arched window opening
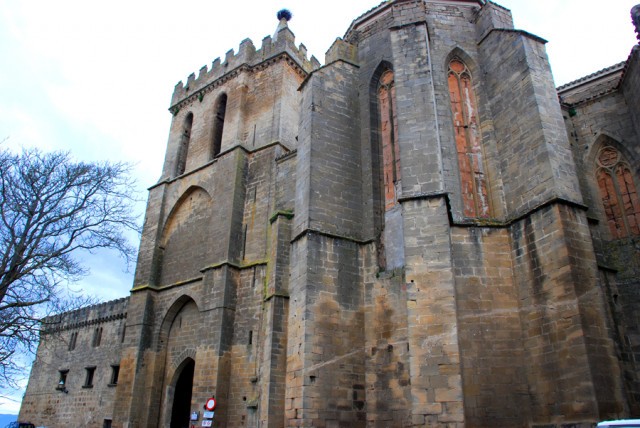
[378,70,401,212]
[596,145,640,238]
[373,67,405,271]
[176,113,193,176]
[211,94,227,159]
[448,58,490,218]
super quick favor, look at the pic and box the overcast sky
[0,0,638,414]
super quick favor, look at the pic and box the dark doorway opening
[170,358,195,428]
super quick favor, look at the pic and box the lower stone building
[20,1,640,427]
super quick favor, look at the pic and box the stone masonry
[21,1,640,427]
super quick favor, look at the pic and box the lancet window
[378,70,401,211]
[448,58,490,218]
[176,112,193,176]
[211,94,227,159]
[596,145,640,238]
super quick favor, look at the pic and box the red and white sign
[202,420,212,427]
[205,397,217,411]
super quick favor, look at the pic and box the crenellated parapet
[170,20,320,111]
[43,297,129,333]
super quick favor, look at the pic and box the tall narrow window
[109,365,120,386]
[92,327,103,347]
[84,366,96,388]
[211,94,227,159]
[68,331,78,351]
[596,145,640,238]
[375,67,405,271]
[378,70,401,211]
[448,58,490,218]
[176,112,193,176]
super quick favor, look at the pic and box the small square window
[109,365,120,386]
[83,367,96,388]
[56,370,69,391]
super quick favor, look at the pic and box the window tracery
[596,145,640,238]
[448,58,490,218]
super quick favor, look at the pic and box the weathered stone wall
[480,29,583,217]
[511,204,623,423]
[362,247,412,426]
[402,196,463,426]
[294,60,362,241]
[451,226,529,426]
[286,233,365,427]
[558,44,640,413]
[20,299,128,427]
[559,76,640,357]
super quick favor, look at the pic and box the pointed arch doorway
[170,358,195,428]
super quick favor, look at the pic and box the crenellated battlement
[43,297,129,332]
[170,20,320,110]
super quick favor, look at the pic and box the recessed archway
[169,358,195,428]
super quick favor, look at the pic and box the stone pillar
[286,58,365,427]
[402,196,464,426]
[112,291,156,428]
[511,204,624,423]
[258,214,292,427]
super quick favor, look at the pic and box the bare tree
[0,146,140,389]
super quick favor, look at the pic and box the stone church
[19,1,640,426]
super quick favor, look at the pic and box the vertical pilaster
[259,214,292,427]
[403,196,464,426]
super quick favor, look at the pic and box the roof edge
[343,0,483,39]
[557,62,627,93]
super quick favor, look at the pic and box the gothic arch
[160,186,213,245]
[369,61,405,269]
[444,47,479,77]
[369,60,396,219]
[175,112,194,176]
[155,186,214,286]
[587,132,637,171]
[165,356,196,428]
[445,52,492,218]
[157,295,200,352]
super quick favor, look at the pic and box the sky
[0,0,638,414]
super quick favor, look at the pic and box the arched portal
[169,358,195,428]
